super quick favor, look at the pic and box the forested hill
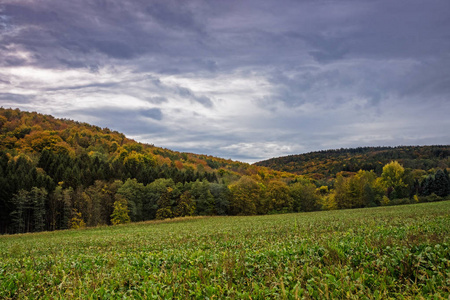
[0,107,287,180]
[255,146,450,180]
[0,108,295,234]
[1,108,450,235]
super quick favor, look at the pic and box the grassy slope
[1,201,449,299]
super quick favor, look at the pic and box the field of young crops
[1,201,449,299]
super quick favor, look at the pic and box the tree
[83,182,105,226]
[110,195,131,225]
[61,187,73,230]
[117,178,146,222]
[209,183,230,215]
[380,161,407,199]
[156,187,174,220]
[70,209,86,229]
[290,180,321,212]
[191,180,215,215]
[83,180,123,226]
[174,191,196,217]
[421,175,433,196]
[10,187,47,233]
[434,169,450,197]
[229,176,260,215]
[29,187,47,232]
[333,174,350,209]
[148,178,176,220]
[362,183,377,207]
[333,171,383,209]
[351,170,380,207]
[265,181,293,213]
[10,190,28,233]
[319,193,337,211]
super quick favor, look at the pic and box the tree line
[2,146,449,234]
[1,108,449,234]
[255,145,450,180]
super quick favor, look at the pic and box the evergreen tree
[209,183,230,216]
[10,190,28,233]
[433,169,450,197]
[421,175,433,196]
[29,187,47,232]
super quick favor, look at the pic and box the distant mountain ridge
[255,146,450,181]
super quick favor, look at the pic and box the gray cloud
[61,107,165,135]
[140,108,163,121]
[0,93,34,103]
[1,0,449,162]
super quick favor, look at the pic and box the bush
[419,193,443,203]
[390,198,414,206]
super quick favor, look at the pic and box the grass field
[1,201,449,299]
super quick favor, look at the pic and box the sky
[0,0,449,163]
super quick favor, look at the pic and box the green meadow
[1,201,449,299]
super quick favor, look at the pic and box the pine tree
[10,190,28,233]
[434,169,450,197]
[421,175,433,196]
[30,187,47,232]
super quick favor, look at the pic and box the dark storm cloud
[2,0,449,69]
[144,2,205,33]
[0,0,212,69]
[1,0,450,162]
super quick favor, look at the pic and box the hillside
[0,107,283,179]
[255,146,450,181]
[0,107,298,183]
[0,108,296,234]
[1,108,449,235]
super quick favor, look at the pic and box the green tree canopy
[380,161,407,199]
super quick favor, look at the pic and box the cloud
[1,0,449,162]
[62,106,165,135]
[0,92,34,103]
[140,108,163,121]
